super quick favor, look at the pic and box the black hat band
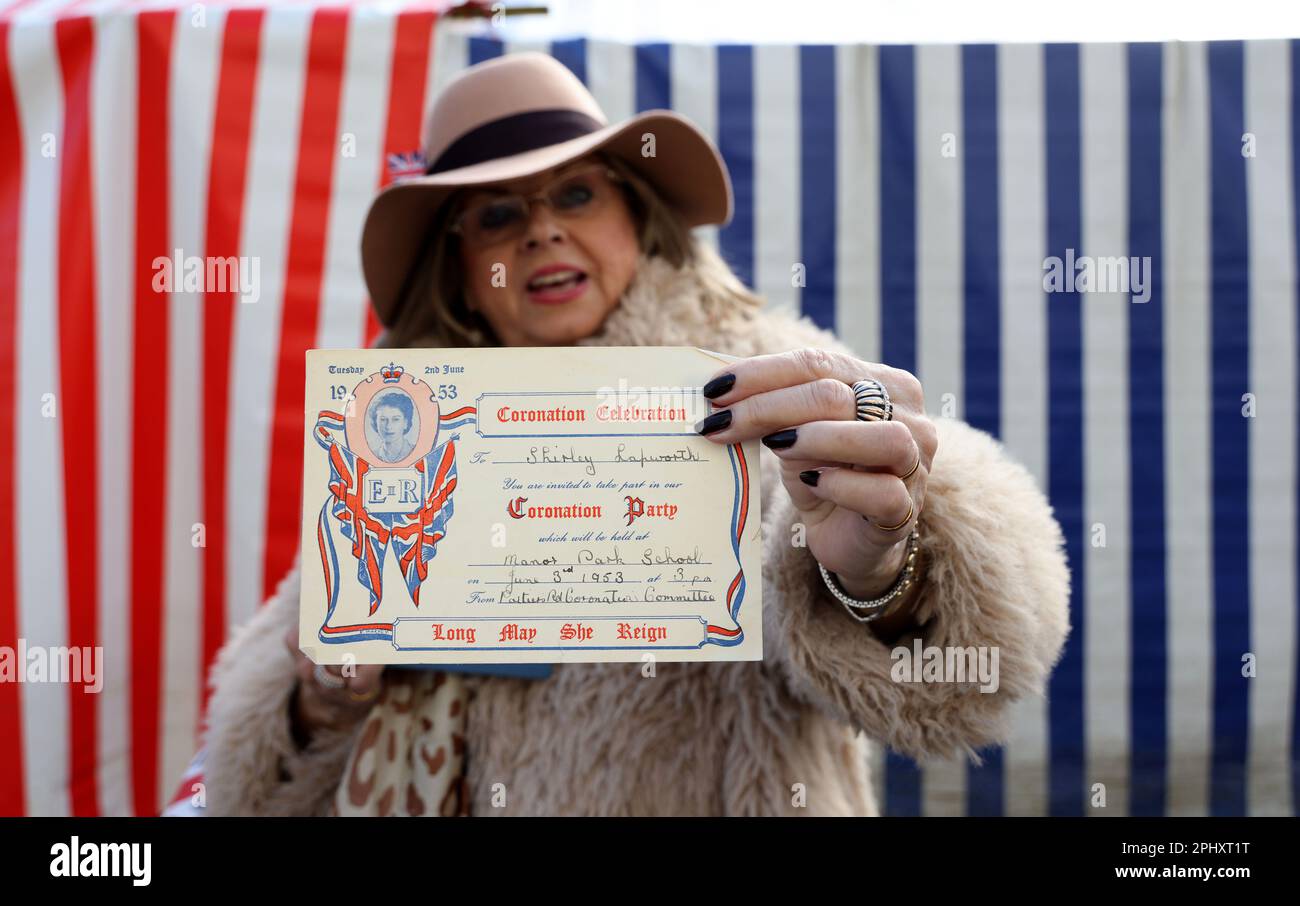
[425,108,605,175]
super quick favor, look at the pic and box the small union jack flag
[386,149,428,181]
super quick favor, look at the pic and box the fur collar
[576,253,761,353]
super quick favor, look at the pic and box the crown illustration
[380,362,404,383]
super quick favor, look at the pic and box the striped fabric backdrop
[1,0,1296,817]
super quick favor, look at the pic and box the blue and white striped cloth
[434,32,1299,816]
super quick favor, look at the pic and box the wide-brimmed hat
[360,51,733,328]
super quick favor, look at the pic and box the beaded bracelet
[817,528,921,624]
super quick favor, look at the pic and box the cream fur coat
[202,254,1071,816]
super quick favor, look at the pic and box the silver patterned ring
[313,664,347,690]
[850,379,893,422]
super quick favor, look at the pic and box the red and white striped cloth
[0,0,456,816]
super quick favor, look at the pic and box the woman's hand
[282,627,385,746]
[696,348,937,607]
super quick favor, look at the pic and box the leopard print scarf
[333,670,470,816]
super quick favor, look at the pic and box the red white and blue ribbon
[312,409,460,644]
[704,442,750,647]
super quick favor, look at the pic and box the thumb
[348,664,384,695]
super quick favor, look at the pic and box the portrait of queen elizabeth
[365,390,419,464]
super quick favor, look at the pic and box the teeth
[530,270,581,288]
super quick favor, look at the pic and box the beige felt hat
[360,51,734,328]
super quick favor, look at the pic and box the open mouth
[526,267,589,302]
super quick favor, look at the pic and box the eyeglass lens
[461,168,609,245]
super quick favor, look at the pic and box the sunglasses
[448,164,625,248]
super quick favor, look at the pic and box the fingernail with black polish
[761,429,798,450]
[695,409,732,435]
[702,373,736,399]
[799,469,821,487]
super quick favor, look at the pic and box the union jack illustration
[313,410,459,644]
[386,148,429,181]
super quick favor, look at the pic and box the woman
[368,391,417,463]
[203,52,1070,816]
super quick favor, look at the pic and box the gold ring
[347,686,380,704]
[875,498,914,533]
[900,450,922,481]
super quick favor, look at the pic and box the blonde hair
[375,153,761,351]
